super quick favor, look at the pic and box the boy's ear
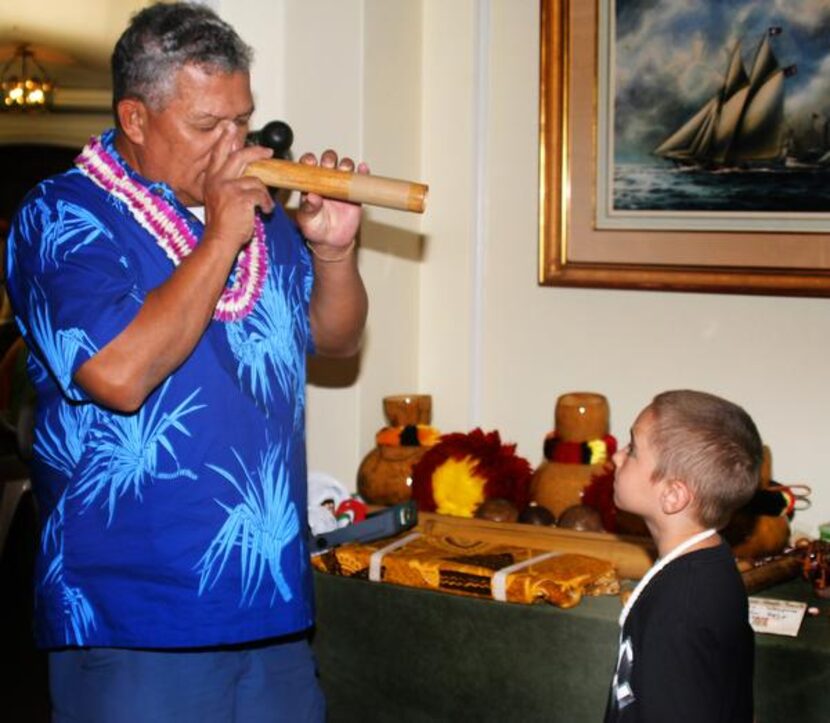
[660,478,693,515]
[116,98,148,145]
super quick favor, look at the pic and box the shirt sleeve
[6,179,144,402]
[298,238,314,355]
[263,203,315,355]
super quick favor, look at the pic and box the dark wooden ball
[474,498,519,523]
[557,504,604,532]
[518,502,556,526]
[247,121,294,157]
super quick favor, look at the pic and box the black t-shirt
[604,542,754,723]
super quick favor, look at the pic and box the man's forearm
[308,249,368,357]
[73,235,238,412]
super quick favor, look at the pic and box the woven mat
[312,530,620,608]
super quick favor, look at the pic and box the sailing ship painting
[653,29,799,170]
[601,0,830,229]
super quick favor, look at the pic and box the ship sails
[654,29,792,167]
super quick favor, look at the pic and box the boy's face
[612,406,663,519]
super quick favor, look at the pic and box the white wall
[226,0,828,536]
[419,0,829,537]
[224,0,424,492]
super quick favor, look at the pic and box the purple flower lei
[75,135,267,322]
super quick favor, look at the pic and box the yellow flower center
[431,456,486,518]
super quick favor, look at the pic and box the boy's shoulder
[641,543,747,623]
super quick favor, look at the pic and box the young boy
[604,390,761,723]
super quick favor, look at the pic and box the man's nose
[220,120,247,146]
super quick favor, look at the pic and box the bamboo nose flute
[244,121,428,214]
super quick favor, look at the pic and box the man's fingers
[299,150,364,175]
[206,125,236,177]
[320,149,338,169]
[226,144,273,179]
[231,177,274,213]
[209,127,273,182]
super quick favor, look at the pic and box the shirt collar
[100,128,181,207]
[99,128,200,227]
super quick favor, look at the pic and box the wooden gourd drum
[725,446,791,559]
[531,392,611,519]
[357,395,433,505]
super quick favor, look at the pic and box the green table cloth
[313,572,830,722]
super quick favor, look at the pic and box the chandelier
[1,44,55,111]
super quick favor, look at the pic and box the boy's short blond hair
[648,390,762,529]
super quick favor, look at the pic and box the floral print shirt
[5,129,316,648]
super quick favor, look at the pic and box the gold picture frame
[538,0,830,296]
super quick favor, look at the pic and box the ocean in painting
[613,163,830,213]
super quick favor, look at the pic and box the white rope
[491,550,564,602]
[368,532,422,582]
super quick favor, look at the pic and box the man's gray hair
[112,2,252,111]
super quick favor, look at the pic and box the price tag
[748,597,807,637]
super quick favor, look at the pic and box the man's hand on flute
[296,149,369,260]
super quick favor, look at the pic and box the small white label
[748,597,807,637]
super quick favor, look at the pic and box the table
[312,572,830,722]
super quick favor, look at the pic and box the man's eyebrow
[192,108,255,121]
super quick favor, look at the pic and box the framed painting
[539,0,830,295]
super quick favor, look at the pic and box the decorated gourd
[530,392,617,518]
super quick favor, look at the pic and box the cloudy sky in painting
[613,0,830,161]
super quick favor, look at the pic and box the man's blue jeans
[49,634,325,722]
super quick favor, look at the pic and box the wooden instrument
[416,510,657,580]
[244,121,428,213]
[245,159,428,213]
[737,554,802,594]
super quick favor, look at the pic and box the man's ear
[660,478,693,515]
[116,98,148,145]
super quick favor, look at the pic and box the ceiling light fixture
[1,43,55,111]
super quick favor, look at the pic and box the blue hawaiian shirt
[5,129,316,649]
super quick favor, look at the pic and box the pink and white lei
[75,135,267,322]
